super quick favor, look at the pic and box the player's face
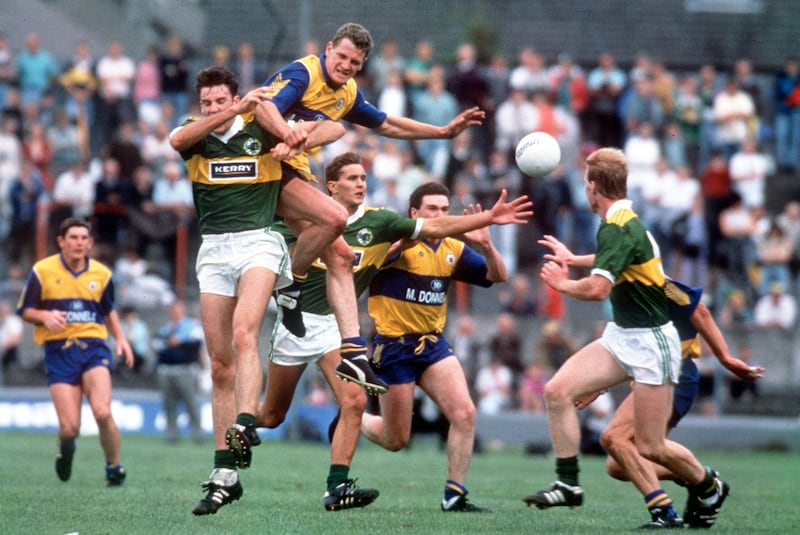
[199,85,239,134]
[57,226,93,265]
[325,39,366,86]
[329,163,366,213]
[412,194,450,219]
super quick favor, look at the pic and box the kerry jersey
[368,238,493,338]
[592,200,670,328]
[275,204,422,315]
[174,113,282,235]
[262,54,387,180]
[17,254,115,345]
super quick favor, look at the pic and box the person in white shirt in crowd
[713,78,755,162]
[509,47,550,95]
[494,87,537,157]
[753,282,797,332]
[729,137,771,211]
[475,356,513,415]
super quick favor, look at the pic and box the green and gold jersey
[592,200,670,328]
[175,113,282,235]
[275,205,421,315]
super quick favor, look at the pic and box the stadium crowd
[0,30,795,416]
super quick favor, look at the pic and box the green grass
[2,431,798,534]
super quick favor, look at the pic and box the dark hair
[195,65,238,97]
[408,182,450,216]
[325,152,363,185]
[58,217,92,238]
[332,23,373,58]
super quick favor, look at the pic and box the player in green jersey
[256,152,531,511]
[170,66,345,515]
[524,148,729,530]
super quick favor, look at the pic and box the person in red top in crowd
[698,150,732,268]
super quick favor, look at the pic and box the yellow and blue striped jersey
[665,279,703,359]
[262,54,387,180]
[368,238,492,338]
[17,254,115,345]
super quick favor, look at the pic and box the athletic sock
[326,464,350,492]
[213,449,238,471]
[235,413,257,428]
[340,336,368,361]
[292,272,308,284]
[556,456,580,486]
[444,480,468,501]
[60,439,75,455]
[645,488,678,517]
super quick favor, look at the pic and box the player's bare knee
[60,422,80,439]
[448,403,476,430]
[383,434,409,451]
[543,381,569,408]
[92,408,113,427]
[261,408,286,429]
[636,441,666,464]
[209,358,235,387]
[338,388,367,415]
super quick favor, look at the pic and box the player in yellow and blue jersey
[525,148,730,530]
[257,152,531,511]
[17,217,133,486]
[360,181,512,513]
[256,22,485,397]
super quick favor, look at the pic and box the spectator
[729,137,770,210]
[585,51,626,147]
[623,121,661,212]
[412,69,459,180]
[773,56,800,174]
[0,114,22,238]
[718,288,753,351]
[119,305,150,374]
[153,299,205,444]
[151,160,194,275]
[650,58,677,115]
[0,32,15,106]
[474,356,513,414]
[92,156,134,251]
[58,40,97,128]
[304,375,332,407]
[140,119,176,171]
[620,74,665,137]
[698,150,732,268]
[104,121,143,180]
[7,158,45,267]
[753,282,797,331]
[445,43,491,160]
[717,192,758,290]
[0,299,24,379]
[695,338,720,417]
[673,75,704,174]
[369,37,405,95]
[484,53,511,114]
[488,313,524,380]
[133,45,161,126]
[232,41,266,94]
[0,263,26,302]
[494,87,536,157]
[404,40,435,109]
[518,362,549,413]
[754,220,794,297]
[674,195,710,290]
[499,273,537,317]
[696,63,723,175]
[548,52,589,119]
[52,158,95,221]
[509,47,549,95]
[114,245,149,303]
[15,32,59,106]
[47,109,82,178]
[377,69,408,119]
[713,78,755,162]
[533,319,577,372]
[449,314,484,394]
[579,391,614,456]
[159,34,191,126]
[93,40,136,155]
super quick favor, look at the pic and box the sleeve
[99,277,115,317]
[16,271,42,315]
[592,224,637,282]
[341,90,388,128]
[452,244,493,288]
[382,211,422,241]
[262,61,311,115]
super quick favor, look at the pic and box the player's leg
[360,381,416,450]
[224,266,276,469]
[419,356,488,513]
[317,349,379,511]
[524,340,627,509]
[257,359,306,428]
[49,382,83,482]
[82,365,125,485]
[276,177,347,337]
[632,383,728,528]
[601,392,682,528]
[193,292,242,515]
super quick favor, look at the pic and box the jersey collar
[211,114,245,144]
[604,199,633,220]
[347,203,366,225]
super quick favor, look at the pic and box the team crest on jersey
[430,279,444,292]
[243,137,262,156]
[445,252,457,265]
[336,97,345,110]
[88,280,98,292]
[356,227,373,245]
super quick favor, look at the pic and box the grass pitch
[2,431,797,534]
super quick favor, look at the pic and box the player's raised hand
[462,204,491,247]
[488,189,533,225]
[723,356,766,380]
[445,106,485,138]
[538,234,575,265]
[540,260,569,291]
[235,87,270,114]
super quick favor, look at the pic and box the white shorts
[269,312,341,366]
[599,321,681,385]
[196,228,292,297]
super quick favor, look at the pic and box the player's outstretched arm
[417,189,532,239]
[373,106,485,140]
[255,98,308,148]
[690,302,765,379]
[270,121,346,160]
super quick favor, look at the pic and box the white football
[515,131,561,177]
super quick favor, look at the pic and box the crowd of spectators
[0,30,798,414]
